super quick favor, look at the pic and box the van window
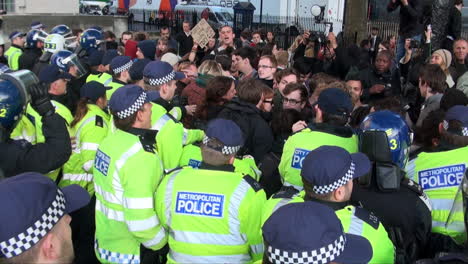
[208,12,217,22]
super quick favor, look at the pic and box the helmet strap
[0,125,10,143]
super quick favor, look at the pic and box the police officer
[142,61,204,170]
[85,50,111,84]
[155,119,267,262]
[0,172,90,264]
[143,61,187,122]
[262,202,373,264]
[32,33,67,76]
[93,84,166,264]
[0,70,71,177]
[263,146,395,263]
[106,55,133,99]
[353,110,432,263]
[51,50,89,114]
[19,29,44,71]
[279,88,358,190]
[61,81,110,195]
[179,143,262,180]
[10,65,73,180]
[75,28,104,60]
[407,106,468,245]
[5,31,26,70]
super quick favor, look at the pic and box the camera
[409,40,420,49]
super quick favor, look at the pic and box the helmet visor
[62,53,87,78]
[1,70,39,104]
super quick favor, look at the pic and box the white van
[174,3,234,29]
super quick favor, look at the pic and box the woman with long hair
[181,60,224,128]
[198,76,236,121]
[60,81,110,195]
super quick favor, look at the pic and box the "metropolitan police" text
[175,192,225,218]
[418,164,466,190]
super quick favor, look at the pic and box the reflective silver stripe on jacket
[169,250,250,264]
[152,114,171,130]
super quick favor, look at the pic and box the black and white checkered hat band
[113,61,133,74]
[0,190,66,258]
[116,92,147,119]
[267,235,346,264]
[203,136,241,155]
[443,120,468,136]
[313,162,355,194]
[147,71,175,86]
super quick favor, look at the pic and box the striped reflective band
[348,208,365,236]
[170,108,179,120]
[152,114,171,131]
[283,182,303,191]
[250,243,264,254]
[432,220,465,232]
[431,198,461,211]
[172,230,244,246]
[164,170,179,226]
[95,240,140,264]
[182,129,188,145]
[103,77,113,87]
[227,179,250,240]
[95,185,121,205]
[81,142,100,151]
[169,250,251,264]
[62,173,93,182]
[272,199,292,215]
[142,228,166,248]
[123,197,154,210]
[126,216,159,232]
[96,199,124,221]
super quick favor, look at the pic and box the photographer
[291,30,316,61]
[387,0,424,63]
[359,50,401,104]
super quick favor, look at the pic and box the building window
[0,0,14,13]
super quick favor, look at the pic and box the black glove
[29,82,55,117]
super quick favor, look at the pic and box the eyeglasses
[263,99,273,104]
[282,97,302,105]
[258,65,274,69]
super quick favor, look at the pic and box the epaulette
[354,206,380,230]
[272,186,299,199]
[138,133,156,154]
[243,175,263,192]
[164,166,185,176]
[402,178,423,196]
[95,115,104,128]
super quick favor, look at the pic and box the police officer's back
[352,111,432,263]
[407,106,468,246]
[263,146,395,263]
[155,119,267,263]
[279,88,358,190]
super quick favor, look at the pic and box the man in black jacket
[0,71,71,178]
[175,21,193,57]
[443,0,463,51]
[218,79,273,163]
[359,50,401,104]
[388,0,424,63]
